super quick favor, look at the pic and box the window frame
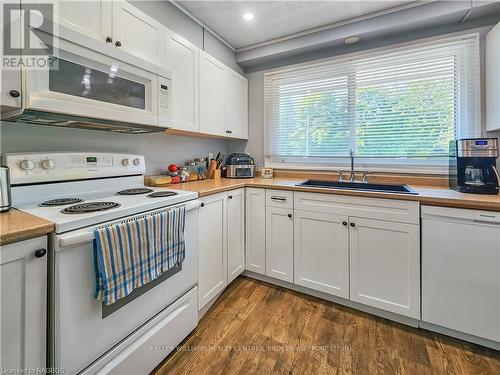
[263,32,482,175]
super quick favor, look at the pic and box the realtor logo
[2,2,57,69]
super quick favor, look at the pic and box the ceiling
[176,0,422,49]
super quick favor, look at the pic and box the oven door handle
[58,199,201,249]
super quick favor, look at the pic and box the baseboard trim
[419,321,500,351]
[198,289,225,320]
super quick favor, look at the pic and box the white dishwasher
[421,205,500,344]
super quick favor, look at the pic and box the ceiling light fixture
[243,12,255,21]
[344,36,361,45]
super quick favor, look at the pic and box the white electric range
[4,152,201,375]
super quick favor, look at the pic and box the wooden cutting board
[144,175,172,186]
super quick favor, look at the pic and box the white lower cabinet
[245,188,266,274]
[265,206,294,282]
[0,236,47,371]
[227,189,245,283]
[293,210,349,298]
[349,217,420,319]
[198,189,245,310]
[198,192,227,309]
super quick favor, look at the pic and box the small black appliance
[223,153,255,179]
[449,138,499,195]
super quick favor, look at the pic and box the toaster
[223,153,255,178]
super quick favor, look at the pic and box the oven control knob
[40,159,56,170]
[133,158,141,166]
[121,158,129,166]
[19,159,35,170]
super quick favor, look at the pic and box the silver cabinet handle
[270,196,286,201]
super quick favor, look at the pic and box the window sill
[264,161,449,176]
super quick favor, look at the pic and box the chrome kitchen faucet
[337,149,369,183]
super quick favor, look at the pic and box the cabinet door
[112,1,164,65]
[0,1,22,114]
[199,51,226,136]
[349,217,420,319]
[227,189,245,283]
[165,30,199,132]
[1,70,21,114]
[1,237,47,370]
[294,210,349,298]
[225,70,248,139]
[55,0,112,43]
[245,188,266,275]
[198,193,227,309]
[266,207,293,282]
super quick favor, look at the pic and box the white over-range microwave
[1,29,172,133]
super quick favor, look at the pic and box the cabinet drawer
[266,189,293,209]
[294,192,419,224]
[91,287,198,375]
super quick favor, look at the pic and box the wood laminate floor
[152,277,500,375]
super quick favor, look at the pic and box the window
[264,35,480,173]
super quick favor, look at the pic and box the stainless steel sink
[296,180,418,195]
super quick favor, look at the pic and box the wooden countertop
[161,177,500,212]
[0,209,54,246]
[2,176,496,245]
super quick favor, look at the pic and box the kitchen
[1,0,500,374]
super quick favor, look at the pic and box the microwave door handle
[491,165,500,187]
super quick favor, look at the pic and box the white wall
[0,122,227,175]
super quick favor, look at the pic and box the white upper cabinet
[112,1,164,65]
[227,189,245,283]
[294,210,350,298]
[199,51,227,136]
[0,2,21,114]
[225,70,248,139]
[486,21,500,131]
[56,1,164,65]
[199,51,248,139]
[164,30,199,132]
[349,217,420,319]
[56,0,112,43]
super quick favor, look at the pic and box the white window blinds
[264,35,480,169]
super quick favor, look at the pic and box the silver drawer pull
[271,196,287,201]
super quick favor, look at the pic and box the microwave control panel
[158,76,171,125]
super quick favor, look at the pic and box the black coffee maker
[449,138,499,195]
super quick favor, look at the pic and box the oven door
[24,33,159,126]
[50,200,199,374]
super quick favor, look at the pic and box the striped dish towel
[93,206,186,305]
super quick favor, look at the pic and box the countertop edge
[0,209,55,246]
